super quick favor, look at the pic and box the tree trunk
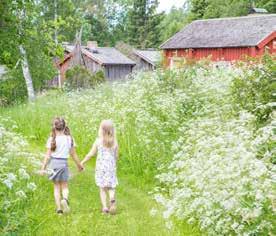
[72,27,83,66]
[53,0,61,88]
[19,45,35,101]
[54,0,58,46]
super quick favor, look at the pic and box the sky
[157,0,186,13]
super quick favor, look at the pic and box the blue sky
[157,0,186,13]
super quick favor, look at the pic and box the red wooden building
[160,14,276,67]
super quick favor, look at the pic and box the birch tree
[0,0,57,104]
[19,45,35,101]
[15,0,36,101]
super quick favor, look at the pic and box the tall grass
[0,57,274,234]
[1,70,196,183]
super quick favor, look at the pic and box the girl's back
[97,139,117,162]
[47,135,73,159]
[95,138,118,188]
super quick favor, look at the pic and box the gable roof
[133,50,161,66]
[160,14,276,49]
[64,45,136,66]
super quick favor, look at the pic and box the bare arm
[81,142,97,165]
[70,147,83,171]
[41,149,51,172]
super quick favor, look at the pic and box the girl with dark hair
[40,117,83,214]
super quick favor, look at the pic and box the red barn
[160,14,276,67]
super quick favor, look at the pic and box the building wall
[104,65,133,81]
[60,57,72,84]
[83,54,102,72]
[133,55,154,71]
[164,37,276,67]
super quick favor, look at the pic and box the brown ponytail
[64,125,74,147]
[51,127,57,151]
[50,117,73,151]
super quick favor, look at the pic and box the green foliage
[39,0,84,44]
[126,0,164,48]
[64,65,105,90]
[0,0,58,103]
[231,55,275,164]
[159,7,189,43]
[0,61,274,234]
[231,54,275,125]
[187,0,276,20]
[0,70,27,106]
[0,121,38,234]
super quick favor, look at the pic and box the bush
[152,63,275,235]
[0,70,27,107]
[0,119,40,233]
[231,54,275,164]
[231,54,275,126]
[0,55,56,107]
[64,65,105,90]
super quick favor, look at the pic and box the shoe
[102,208,109,214]
[109,199,116,215]
[61,198,70,213]
[56,209,63,215]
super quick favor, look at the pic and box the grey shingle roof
[160,15,276,49]
[65,45,136,65]
[133,50,161,65]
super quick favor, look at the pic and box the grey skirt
[48,157,69,182]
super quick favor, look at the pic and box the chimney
[87,41,98,49]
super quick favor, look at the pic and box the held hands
[80,160,87,170]
[78,162,84,172]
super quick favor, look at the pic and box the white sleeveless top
[46,135,75,159]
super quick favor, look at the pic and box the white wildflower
[19,168,30,180]
[3,179,13,189]
[16,190,27,199]
[149,208,158,217]
[27,182,37,191]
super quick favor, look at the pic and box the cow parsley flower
[16,190,27,199]
[27,182,37,191]
[19,168,30,180]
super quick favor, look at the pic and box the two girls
[41,118,118,215]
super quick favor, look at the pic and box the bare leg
[108,188,115,201]
[54,182,61,210]
[108,188,116,214]
[60,181,70,213]
[61,181,69,200]
[100,187,108,210]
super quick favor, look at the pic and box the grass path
[20,159,200,236]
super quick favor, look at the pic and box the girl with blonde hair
[81,120,119,214]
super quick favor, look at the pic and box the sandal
[56,209,63,215]
[102,208,109,214]
[61,198,70,213]
[109,199,116,215]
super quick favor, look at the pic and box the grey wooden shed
[63,42,136,81]
[133,49,161,71]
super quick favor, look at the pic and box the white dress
[95,140,118,188]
